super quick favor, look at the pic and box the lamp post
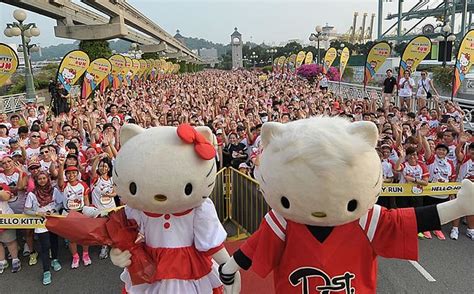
[309,25,328,65]
[250,52,258,69]
[4,9,40,103]
[436,23,456,68]
[128,43,142,59]
[266,48,277,65]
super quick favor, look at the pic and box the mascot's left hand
[439,179,474,224]
[223,271,241,294]
[454,180,474,216]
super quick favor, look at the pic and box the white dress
[121,198,227,294]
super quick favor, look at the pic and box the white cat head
[255,116,382,226]
[113,124,217,214]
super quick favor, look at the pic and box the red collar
[143,208,193,218]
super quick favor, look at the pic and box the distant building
[199,48,218,62]
[231,27,243,69]
[322,24,337,50]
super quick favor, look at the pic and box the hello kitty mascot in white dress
[219,117,474,294]
[110,124,240,294]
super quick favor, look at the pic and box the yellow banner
[81,58,112,99]
[0,214,49,229]
[323,47,337,74]
[296,51,306,68]
[364,41,391,86]
[123,56,132,76]
[380,182,461,197]
[130,58,141,78]
[0,43,19,87]
[166,62,173,74]
[278,56,286,66]
[57,50,90,92]
[339,47,350,80]
[109,54,126,76]
[138,59,147,77]
[145,59,153,76]
[288,53,297,72]
[399,35,431,78]
[453,29,474,97]
[304,52,313,64]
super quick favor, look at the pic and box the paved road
[2,225,472,294]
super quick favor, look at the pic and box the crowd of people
[0,69,473,286]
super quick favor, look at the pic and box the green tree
[141,52,160,59]
[393,42,407,57]
[79,40,112,60]
[432,67,454,94]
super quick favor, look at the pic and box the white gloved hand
[455,179,474,216]
[82,206,100,218]
[223,271,241,294]
[438,179,474,224]
[110,248,132,268]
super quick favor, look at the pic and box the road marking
[409,261,436,282]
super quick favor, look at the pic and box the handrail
[0,93,26,114]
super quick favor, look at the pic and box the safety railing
[328,81,474,126]
[0,93,25,114]
[210,167,463,239]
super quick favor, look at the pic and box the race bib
[8,194,18,203]
[67,199,82,210]
[100,195,112,205]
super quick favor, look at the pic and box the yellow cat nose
[311,211,327,218]
[154,194,168,202]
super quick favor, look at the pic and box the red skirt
[145,245,212,282]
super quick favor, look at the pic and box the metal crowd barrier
[0,93,25,114]
[208,167,463,240]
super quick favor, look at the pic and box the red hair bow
[177,124,216,160]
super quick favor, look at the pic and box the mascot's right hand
[219,261,241,294]
[110,248,132,268]
[223,271,241,294]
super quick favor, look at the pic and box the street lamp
[436,23,456,68]
[250,52,258,69]
[4,9,40,103]
[266,48,277,65]
[309,25,329,65]
[128,43,142,59]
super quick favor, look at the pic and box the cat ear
[347,121,378,148]
[261,122,286,149]
[120,124,144,146]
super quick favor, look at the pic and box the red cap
[64,166,79,172]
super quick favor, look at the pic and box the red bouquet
[46,209,155,285]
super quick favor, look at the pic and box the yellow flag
[399,36,431,79]
[453,29,474,97]
[364,42,391,86]
[304,52,313,64]
[81,58,112,99]
[57,50,90,92]
[339,47,350,80]
[0,43,19,87]
[323,48,337,74]
[296,51,306,68]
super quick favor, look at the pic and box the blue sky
[0,1,443,47]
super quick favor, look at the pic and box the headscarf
[33,171,53,207]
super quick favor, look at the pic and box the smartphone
[440,115,450,124]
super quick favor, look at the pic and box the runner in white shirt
[416,70,439,110]
[451,141,474,240]
[57,162,91,269]
[23,171,62,284]
[398,71,415,111]
[0,183,21,274]
[89,154,117,259]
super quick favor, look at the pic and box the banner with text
[398,35,431,80]
[380,182,460,197]
[81,58,112,99]
[323,47,337,74]
[364,41,391,86]
[57,50,90,92]
[304,51,313,64]
[452,29,474,97]
[0,43,19,87]
[339,47,350,80]
[296,51,306,69]
[109,54,126,90]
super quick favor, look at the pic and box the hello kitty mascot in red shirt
[219,116,474,294]
[110,124,240,294]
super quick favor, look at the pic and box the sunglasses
[40,151,49,155]
[31,135,40,138]
[29,166,40,170]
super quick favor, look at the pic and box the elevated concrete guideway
[1,0,201,63]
